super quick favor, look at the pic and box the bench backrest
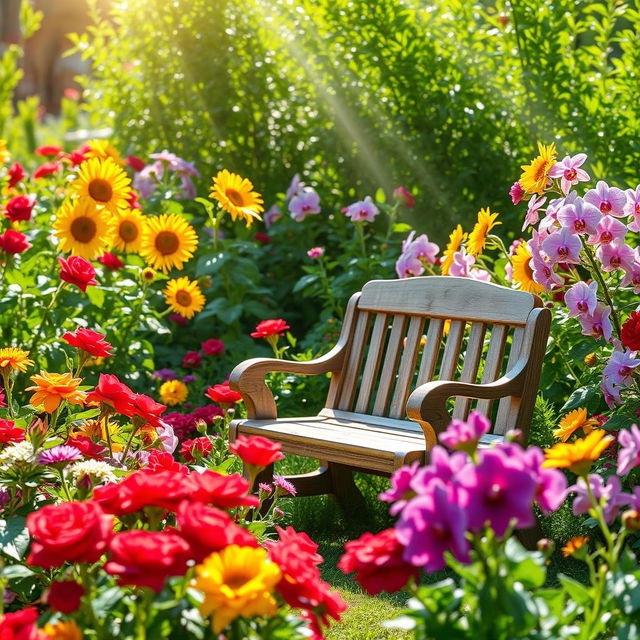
[326,276,547,435]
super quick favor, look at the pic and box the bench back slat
[372,314,409,416]
[354,313,388,413]
[475,323,508,417]
[452,321,487,419]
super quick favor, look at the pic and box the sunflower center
[88,178,113,203]
[70,216,97,243]
[533,159,549,182]
[119,221,139,242]
[224,570,253,590]
[175,290,192,307]
[155,231,180,255]
[225,188,245,207]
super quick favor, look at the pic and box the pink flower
[584,180,627,217]
[393,186,415,208]
[395,232,439,278]
[37,445,83,465]
[307,247,325,259]
[396,251,423,278]
[201,339,225,356]
[344,196,379,222]
[263,205,282,228]
[621,249,640,292]
[449,248,490,281]
[409,446,467,496]
[596,239,635,272]
[602,377,622,408]
[530,238,562,291]
[379,461,420,515]
[603,349,640,386]
[522,194,546,231]
[509,181,524,205]
[587,215,627,246]
[273,475,297,496]
[617,425,640,476]
[547,154,589,194]
[625,186,640,230]
[439,411,489,453]
[571,474,629,524]
[541,228,582,264]
[286,173,302,199]
[564,281,598,317]
[521,447,567,514]
[289,189,320,221]
[579,304,613,342]
[557,198,600,235]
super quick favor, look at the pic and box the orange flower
[561,536,589,558]
[27,372,86,413]
[543,429,614,475]
[0,347,34,374]
[552,408,599,442]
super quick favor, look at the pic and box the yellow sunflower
[72,157,131,215]
[164,277,205,319]
[519,142,557,195]
[511,243,544,294]
[553,408,599,442]
[0,348,34,374]
[53,199,115,259]
[467,207,501,256]
[141,267,156,282]
[85,139,124,166]
[440,224,466,275]
[159,380,188,406]
[210,170,264,226]
[543,429,613,475]
[112,208,148,253]
[140,213,198,273]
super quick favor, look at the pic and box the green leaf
[91,586,122,617]
[503,538,546,588]
[0,517,30,561]
[559,574,593,607]
[86,285,105,309]
[391,222,413,233]
[561,386,595,412]
[602,415,636,431]
[293,274,319,293]
[247,521,267,537]
[217,304,243,325]
[0,565,35,579]
[375,187,386,203]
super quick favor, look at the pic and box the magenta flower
[509,181,524,205]
[396,480,470,571]
[571,474,630,524]
[541,228,582,264]
[264,205,282,228]
[289,189,321,221]
[530,252,562,291]
[587,215,627,246]
[410,446,467,496]
[273,475,297,496]
[548,154,589,194]
[522,194,546,231]
[380,461,420,515]
[37,445,83,466]
[625,186,640,230]
[629,486,640,510]
[439,411,490,453]
[564,281,598,317]
[621,250,640,292]
[286,173,302,199]
[602,377,622,408]
[596,239,635,272]
[603,349,640,386]
[396,251,423,278]
[557,198,600,235]
[411,234,439,264]
[579,304,613,342]
[585,180,627,217]
[344,196,379,223]
[521,447,567,514]
[618,425,640,476]
[457,447,537,537]
[307,247,325,259]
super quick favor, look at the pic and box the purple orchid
[602,376,622,408]
[522,447,567,514]
[618,424,640,476]
[264,205,282,228]
[541,228,582,264]
[439,411,490,452]
[547,154,590,194]
[596,239,635,272]
[585,180,627,217]
[286,173,303,200]
[579,304,613,342]
[449,248,491,281]
[557,198,600,235]
[522,194,546,230]
[603,349,640,386]
[289,189,321,221]
[621,250,640,292]
[564,281,598,317]
[344,196,380,222]
[587,215,627,246]
[571,474,630,524]
[625,186,640,230]
[530,241,562,291]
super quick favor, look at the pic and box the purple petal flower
[522,195,546,231]
[156,422,178,453]
[152,368,178,381]
[564,281,598,317]
[410,446,467,496]
[579,304,613,342]
[621,250,640,292]
[449,248,490,281]
[587,215,627,246]
[617,424,640,476]
[286,173,303,200]
[522,447,567,514]
[584,180,627,217]
[182,374,196,383]
[380,461,420,515]
[541,228,582,264]
[37,445,83,465]
[602,376,622,408]
[289,189,320,221]
[439,411,490,452]
[603,350,640,386]
[264,205,282,228]
[273,474,297,496]
[596,239,635,272]
[547,154,590,194]
[557,198,600,235]
[571,474,630,524]
[625,186,640,230]
[344,196,379,223]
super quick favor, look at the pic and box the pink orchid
[596,238,635,272]
[618,425,640,476]
[449,248,491,281]
[564,281,598,317]
[379,460,421,515]
[410,446,467,497]
[509,181,524,205]
[521,447,567,514]
[439,411,490,452]
[587,215,627,246]
[620,249,640,292]
[547,154,590,194]
[286,173,303,199]
[625,186,640,230]
[529,238,562,291]
[603,349,640,386]
[557,198,600,235]
[522,194,546,231]
[602,376,622,408]
[344,196,379,222]
[395,251,423,278]
[571,475,630,524]
[395,232,439,278]
[263,205,282,228]
[541,228,582,264]
[289,189,321,221]
[579,304,613,342]
[584,180,627,217]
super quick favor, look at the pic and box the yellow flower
[0,139,10,165]
[27,372,86,413]
[553,408,599,442]
[440,225,466,275]
[193,545,281,634]
[72,157,131,215]
[210,170,264,227]
[140,213,198,273]
[0,348,34,374]
[164,277,205,319]
[141,267,156,282]
[85,139,124,166]
[511,243,544,294]
[112,208,148,253]
[42,620,83,640]
[561,536,589,558]
[53,199,116,259]
[467,208,501,256]
[159,380,188,406]
[543,429,614,475]
[71,419,123,445]
[519,142,557,195]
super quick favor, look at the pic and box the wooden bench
[229,276,550,502]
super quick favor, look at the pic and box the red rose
[230,435,284,468]
[61,150,88,167]
[392,186,415,208]
[0,607,41,640]
[7,162,26,189]
[62,328,113,358]
[176,500,257,561]
[98,252,125,271]
[254,232,270,245]
[179,437,213,462]
[146,450,188,474]
[66,435,107,459]
[0,230,31,255]
[58,256,97,292]
[189,471,259,509]
[126,155,146,172]
[86,373,136,415]
[181,351,202,368]
[26,501,113,569]
[4,195,36,223]
[622,311,640,351]
[0,419,25,444]
[250,318,290,339]
[201,338,225,355]
[35,145,62,157]
[104,530,190,592]
[204,381,242,406]
[45,580,84,613]
[338,528,419,595]
[33,161,61,178]
[130,393,166,427]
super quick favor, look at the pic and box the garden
[2,0,640,638]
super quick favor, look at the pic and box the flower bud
[583,353,598,367]
[273,507,285,519]
[622,509,640,531]
[536,538,555,556]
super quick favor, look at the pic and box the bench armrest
[229,344,346,419]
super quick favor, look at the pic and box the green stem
[355,223,367,260]
[1,371,14,418]
[103,414,114,458]
[58,468,73,501]
[29,281,65,354]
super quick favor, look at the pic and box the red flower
[0,230,30,254]
[179,437,213,462]
[127,190,142,210]
[86,373,136,415]
[0,607,41,639]
[392,186,415,208]
[7,162,26,188]
[622,311,640,351]
[146,450,188,474]
[104,530,190,592]
[201,338,225,355]
[45,580,84,613]
[58,256,97,292]
[0,387,5,408]
[230,435,284,468]
[61,150,88,167]
[169,313,189,326]
[181,351,202,368]
[338,528,419,595]
[0,419,26,445]
[26,501,113,569]
[250,318,290,339]
[176,500,257,561]
[130,393,166,427]
[33,160,61,178]
[189,471,259,509]
[65,435,107,459]
[204,381,242,405]
[126,155,146,172]
[4,195,36,223]
[35,145,62,157]
[254,232,271,245]
[62,328,113,358]
[98,252,124,271]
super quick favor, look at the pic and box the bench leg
[327,462,367,514]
